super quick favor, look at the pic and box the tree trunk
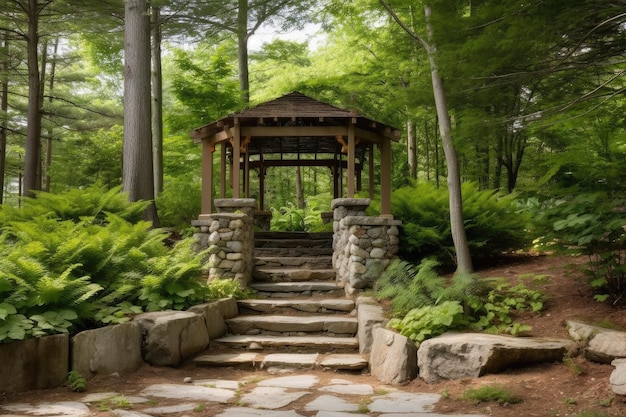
[424,4,473,274]
[406,118,417,179]
[0,34,8,203]
[44,37,59,192]
[151,6,163,195]
[123,0,159,226]
[22,0,43,197]
[237,0,250,104]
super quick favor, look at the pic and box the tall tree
[123,0,159,225]
[380,0,473,273]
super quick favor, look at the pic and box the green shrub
[530,192,626,305]
[0,185,213,341]
[270,202,324,232]
[156,178,201,232]
[391,182,531,267]
[376,259,543,345]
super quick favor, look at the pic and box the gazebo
[190,91,400,219]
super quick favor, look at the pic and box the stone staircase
[194,231,369,371]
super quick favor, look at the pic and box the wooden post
[380,138,392,216]
[232,118,241,198]
[201,140,213,215]
[347,122,355,198]
[369,144,375,200]
[220,142,227,198]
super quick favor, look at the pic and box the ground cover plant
[0,185,242,343]
[376,259,545,345]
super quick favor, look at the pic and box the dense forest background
[0,0,624,239]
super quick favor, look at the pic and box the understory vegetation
[376,259,545,345]
[0,185,248,343]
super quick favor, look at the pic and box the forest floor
[3,253,626,417]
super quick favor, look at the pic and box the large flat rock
[417,332,572,383]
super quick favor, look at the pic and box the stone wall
[192,199,255,287]
[332,198,401,295]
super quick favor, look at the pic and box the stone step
[193,352,368,371]
[254,247,334,257]
[209,334,359,351]
[251,281,344,297]
[237,298,355,314]
[253,267,335,282]
[254,238,332,249]
[254,256,333,270]
[226,315,358,336]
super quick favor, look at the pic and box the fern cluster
[0,185,218,343]
[391,182,531,267]
[378,259,544,345]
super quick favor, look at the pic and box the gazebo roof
[190,91,400,157]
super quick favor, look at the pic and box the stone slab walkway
[0,373,487,417]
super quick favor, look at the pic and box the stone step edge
[250,281,342,292]
[226,315,358,335]
[210,334,358,349]
[193,352,368,371]
[237,298,355,313]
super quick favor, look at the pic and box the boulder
[71,322,144,378]
[417,332,572,383]
[369,327,418,385]
[0,334,68,393]
[187,298,239,339]
[567,320,626,363]
[135,311,209,366]
[356,296,387,354]
[610,358,626,395]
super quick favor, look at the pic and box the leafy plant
[462,384,523,405]
[376,259,543,344]
[0,185,216,340]
[391,182,531,267]
[530,192,626,305]
[207,278,257,300]
[270,202,324,232]
[67,371,86,393]
[388,301,466,344]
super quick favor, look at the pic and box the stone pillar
[192,198,255,288]
[332,198,401,295]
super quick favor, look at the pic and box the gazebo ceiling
[190,92,400,159]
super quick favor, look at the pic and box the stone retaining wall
[332,198,401,295]
[192,199,255,287]
[0,298,237,394]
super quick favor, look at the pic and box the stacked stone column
[192,199,255,288]
[332,198,401,295]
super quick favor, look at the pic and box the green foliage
[270,202,324,232]
[0,185,213,341]
[392,182,531,266]
[388,301,466,344]
[462,385,523,405]
[206,279,257,300]
[67,371,86,393]
[530,192,626,305]
[376,259,543,344]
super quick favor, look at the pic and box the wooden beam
[241,126,348,137]
[248,159,358,169]
[232,119,241,198]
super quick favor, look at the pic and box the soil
[3,253,626,417]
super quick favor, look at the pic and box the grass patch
[462,384,523,405]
